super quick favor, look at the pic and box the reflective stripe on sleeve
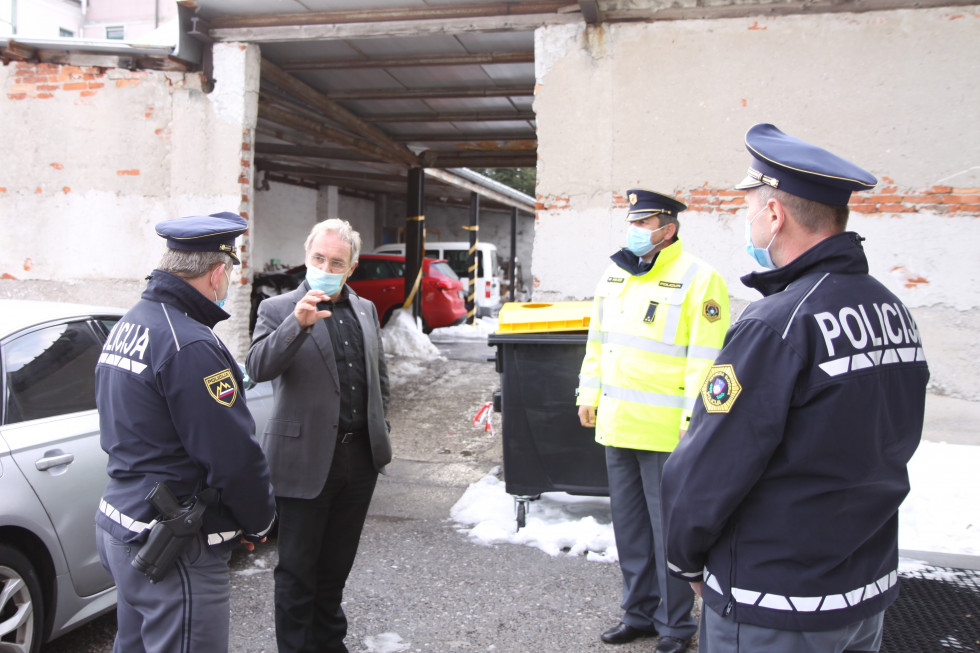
[687,344,722,361]
[578,375,601,389]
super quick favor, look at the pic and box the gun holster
[131,484,217,583]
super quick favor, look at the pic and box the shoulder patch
[659,281,683,289]
[607,276,625,283]
[703,299,722,323]
[700,364,741,413]
[205,369,238,407]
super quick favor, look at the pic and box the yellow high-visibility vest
[577,240,730,452]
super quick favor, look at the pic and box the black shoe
[600,622,658,644]
[654,636,690,653]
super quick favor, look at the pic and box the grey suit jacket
[246,283,391,499]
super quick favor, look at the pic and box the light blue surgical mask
[627,223,668,257]
[745,206,777,269]
[213,267,230,309]
[306,265,346,297]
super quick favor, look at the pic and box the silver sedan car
[0,299,273,653]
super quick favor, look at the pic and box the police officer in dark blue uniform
[662,124,930,653]
[95,212,276,653]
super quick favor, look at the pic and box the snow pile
[381,309,441,359]
[449,442,980,564]
[363,632,411,653]
[449,469,618,563]
[428,316,498,342]
[901,440,980,556]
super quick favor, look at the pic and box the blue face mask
[213,267,230,309]
[745,206,777,269]
[627,223,668,257]
[306,265,347,297]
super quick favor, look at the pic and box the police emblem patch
[607,276,625,283]
[205,369,238,407]
[659,281,682,289]
[703,299,721,323]
[700,364,741,413]
[629,193,638,205]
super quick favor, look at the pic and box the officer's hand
[295,290,333,328]
[578,406,596,428]
[690,581,702,597]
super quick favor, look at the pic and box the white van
[374,241,501,316]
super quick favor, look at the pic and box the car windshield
[429,262,459,281]
[442,250,484,280]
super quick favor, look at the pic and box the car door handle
[36,453,75,471]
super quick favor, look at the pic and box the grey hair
[755,186,849,233]
[158,249,231,279]
[304,218,362,265]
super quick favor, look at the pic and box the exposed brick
[0,188,6,193]
[37,84,59,91]
[238,176,249,184]
[850,205,878,213]
[878,204,916,213]
[241,143,251,151]
[116,79,141,88]
[241,160,251,168]
[871,195,902,203]
[63,82,87,91]
[50,163,64,170]
[62,187,71,194]
[89,82,105,89]
[10,83,34,93]
[117,169,140,176]
[80,91,98,97]
[951,187,980,194]
[923,185,953,194]
[941,195,980,204]
[907,195,942,204]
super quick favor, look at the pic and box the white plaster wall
[338,194,378,254]
[533,8,980,399]
[8,0,82,37]
[252,180,318,271]
[0,42,262,359]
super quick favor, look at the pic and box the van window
[441,250,486,280]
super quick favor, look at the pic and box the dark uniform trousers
[274,431,378,653]
[97,529,232,653]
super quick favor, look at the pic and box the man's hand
[690,581,703,597]
[679,428,688,441]
[294,290,332,329]
[240,536,267,552]
[578,405,596,428]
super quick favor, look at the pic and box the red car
[347,254,466,332]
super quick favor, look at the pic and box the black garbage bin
[488,302,608,528]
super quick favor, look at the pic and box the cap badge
[628,193,638,205]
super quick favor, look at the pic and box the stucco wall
[0,42,261,358]
[532,7,980,399]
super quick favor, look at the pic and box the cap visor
[734,174,764,191]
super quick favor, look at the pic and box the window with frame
[105,25,125,40]
[2,321,104,424]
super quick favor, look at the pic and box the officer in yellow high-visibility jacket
[577,189,730,653]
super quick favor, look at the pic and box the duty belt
[99,498,241,545]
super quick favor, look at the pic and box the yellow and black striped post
[465,191,480,324]
[404,167,425,327]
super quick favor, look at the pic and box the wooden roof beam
[280,51,533,72]
[209,2,571,29]
[260,58,418,167]
[361,110,535,123]
[326,86,532,101]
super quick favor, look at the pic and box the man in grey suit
[247,218,391,653]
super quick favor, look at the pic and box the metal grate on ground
[882,565,980,652]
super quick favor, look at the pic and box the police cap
[625,189,687,222]
[155,212,247,265]
[734,123,877,206]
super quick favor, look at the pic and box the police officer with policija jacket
[95,212,276,653]
[662,124,930,653]
[577,190,730,653]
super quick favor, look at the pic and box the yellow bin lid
[496,301,592,334]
